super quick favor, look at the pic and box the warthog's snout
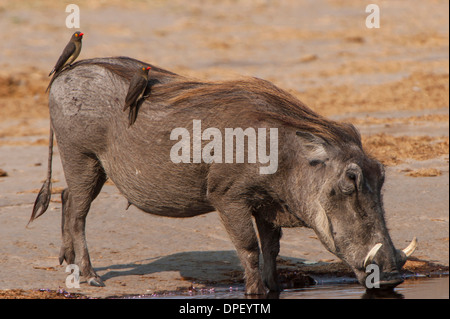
[375,271,404,289]
[363,237,418,269]
[362,238,418,289]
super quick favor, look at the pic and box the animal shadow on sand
[96,250,244,284]
[94,250,404,299]
[93,251,308,299]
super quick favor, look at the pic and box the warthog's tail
[28,126,54,225]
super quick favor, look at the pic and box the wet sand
[0,0,448,298]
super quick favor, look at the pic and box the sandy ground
[0,0,448,298]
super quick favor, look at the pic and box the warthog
[30,57,416,294]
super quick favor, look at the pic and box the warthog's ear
[296,131,329,165]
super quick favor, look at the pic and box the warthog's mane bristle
[67,57,362,149]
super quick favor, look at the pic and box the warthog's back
[49,57,216,217]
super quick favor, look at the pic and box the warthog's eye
[309,159,323,167]
[346,171,356,180]
[339,163,363,195]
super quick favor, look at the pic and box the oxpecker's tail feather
[128,107,138,127]
[46,71,59,93]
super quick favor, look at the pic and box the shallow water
[280,276,449,299]
[143,276,448,299]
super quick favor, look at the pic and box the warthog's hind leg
[58,151,107,287]
[59,189,75,266]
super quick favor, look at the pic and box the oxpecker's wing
[49,41,76,76]
[123,75,148,111]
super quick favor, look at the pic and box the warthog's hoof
[245,281,268,295]
[88,277,105,287]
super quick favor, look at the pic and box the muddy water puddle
[278,276,449,299]
[135,275,448,299]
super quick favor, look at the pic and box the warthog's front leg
[214,202,267,295]
[254,214,282,292]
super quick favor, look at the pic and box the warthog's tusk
[363,243,383,268]
[402,237,418,257]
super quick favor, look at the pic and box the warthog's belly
[98,149,215,218]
